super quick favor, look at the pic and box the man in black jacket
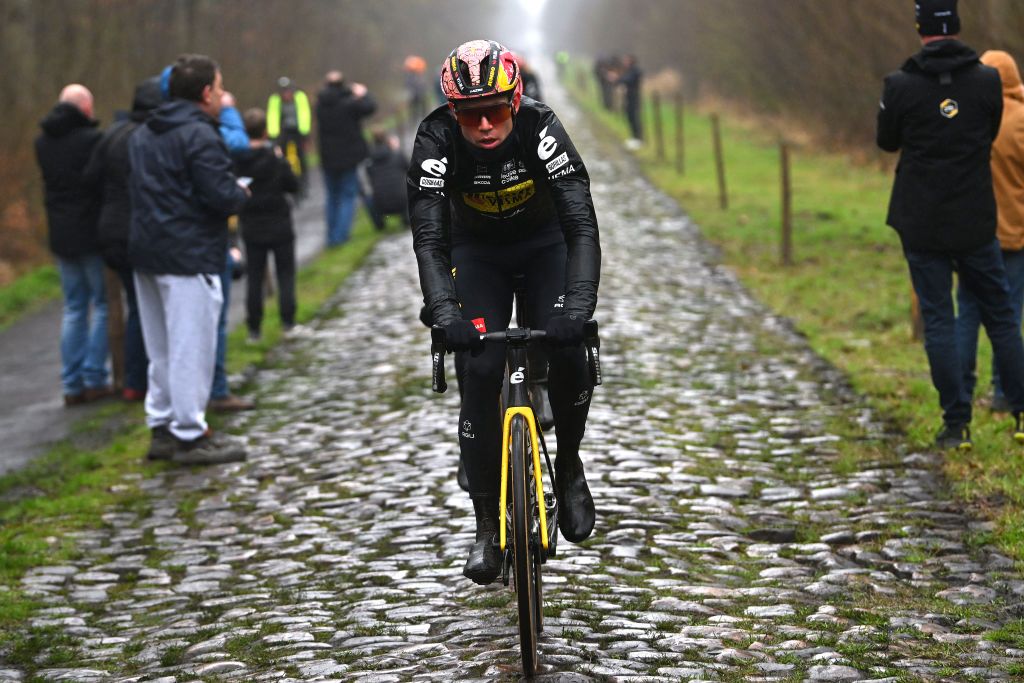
[877,0,1024,450]
[316,70,377,246]
[35,84,112,406]
[128,54,249,465]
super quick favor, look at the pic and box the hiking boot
[1015,412,1024,444]
[146,426,176,461]
[172,431,247,465]
[208,394,255,412]
[83,385,116,402]
[463,496,501,585]
[935,423,972,451]
[555,453,595,543]
[122,387,146,402]
[63,392,86,407]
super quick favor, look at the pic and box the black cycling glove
[544,313,585,347]
[443,319,485,355]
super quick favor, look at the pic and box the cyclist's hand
[443,320,484,355]
[544,313,584,347]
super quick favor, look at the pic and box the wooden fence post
[711,114,728,210]
[780,141,793,266]
[652,92,664,161]
[675,92,685,175]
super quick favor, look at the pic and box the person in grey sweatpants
[128,54,249,464]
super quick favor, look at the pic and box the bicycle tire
[510,414,540,675]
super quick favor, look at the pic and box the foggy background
[4,0,1024,279]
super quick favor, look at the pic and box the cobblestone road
[4,83,1024,682]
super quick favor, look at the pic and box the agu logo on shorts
[940,99,959,119]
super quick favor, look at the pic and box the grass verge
[0,265,61,330]
[0,213,385,666]
[568,73,1024,560]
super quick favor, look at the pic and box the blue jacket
[127,99,247,274]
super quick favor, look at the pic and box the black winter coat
[366,143,408,215]
[878,40,1003,252]
[235,144,299,245]
[127,99,248,275]
[83,78,163,272]
[34,103,102,259]
[316,83,377,172]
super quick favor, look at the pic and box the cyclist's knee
[461,349,505,388]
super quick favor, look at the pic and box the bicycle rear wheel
[510,414,540,676]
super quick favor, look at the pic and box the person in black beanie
[878,0,1024,450]
[916,0,960,37]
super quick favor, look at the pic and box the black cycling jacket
[407,97,600,326]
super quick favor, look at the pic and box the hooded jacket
[316,82,377,173]
[83,77,162,271]
[877,39,1002,251]
[366,141,408,216]
[235,143,299,245]
[127,99,247,274]
[34,102,102,258]
[980,50,1024,252]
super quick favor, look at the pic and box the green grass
[0,265,61,330]
[0,212,385,671]
[569,72,1024,560]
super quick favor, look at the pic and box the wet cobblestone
[3,80,1024,682]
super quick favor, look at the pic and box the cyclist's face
[454,95,514,149]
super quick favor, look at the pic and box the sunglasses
[454,102,512,127]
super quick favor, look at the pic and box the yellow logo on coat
[463,180,536,213]
[940,99,959,119]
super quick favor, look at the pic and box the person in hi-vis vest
[267,77,311,194]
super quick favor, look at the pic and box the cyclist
[409,40,601,584]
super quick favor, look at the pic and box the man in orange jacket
[956,50,1024,413]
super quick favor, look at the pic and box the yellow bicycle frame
[498,406,549,553]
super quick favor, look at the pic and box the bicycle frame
[498,339,549,554]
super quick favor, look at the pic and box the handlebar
[430,320,602,393]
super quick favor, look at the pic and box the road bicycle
[431,320,601,676]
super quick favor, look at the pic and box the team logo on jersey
[472,317,487,333]
[420,177,445,188]
[421,157,448,177]
[546,152,569,174]
[462,180,536,213]
[940,99,959,119]
[537,126,558,160]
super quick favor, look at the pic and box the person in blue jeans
[316,70,376,247]
[955,50,1024,413]
[878,0,1024,450]
[35,84,112,405]
[208,91,255,413]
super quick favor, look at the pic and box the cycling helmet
[441,40,522,111]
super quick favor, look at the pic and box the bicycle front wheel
[510,413,540,676]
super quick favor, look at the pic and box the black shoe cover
[463,533,501,585]
[556,454,595,543]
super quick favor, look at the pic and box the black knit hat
[916,0,960,36]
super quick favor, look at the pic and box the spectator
[403,55,429,123]
[128,53,249,465]
[267,77,311,195]
[594,55,617,111]
[957,50,1024,414]
[617,54,643,148]
[363,129,409,230]
[516,53,544,102]
[877,0,1024,449]
[83,76,162,403]
[208,90,255,414]
[34,83,112,406]
[316,69,377,247]
[236,107,300,342]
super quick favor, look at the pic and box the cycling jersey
[408,97,601,327]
